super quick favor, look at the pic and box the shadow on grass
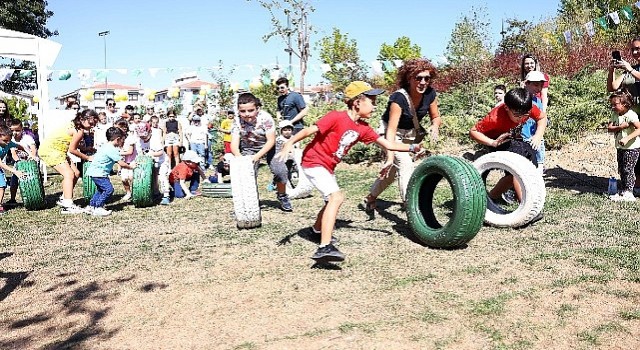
[277,219,356,246]
[544,166,607,194]
[0,262,168,349]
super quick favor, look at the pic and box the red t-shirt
[169,162,198,183]
[474,104,543,139]
[302,111,380,173]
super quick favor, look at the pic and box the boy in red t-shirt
[169,150,206,200]
[276,81,422,264]
[469,88,547,209]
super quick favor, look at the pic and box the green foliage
[545,70,609,148]
[0,0,57,93]
[4,97,30,121]
[377,37,422,88]
[210,61,236,111]
[497,18,533,54]
[445,7,493,66]
[317,27,367,92]
[251,70,279,117]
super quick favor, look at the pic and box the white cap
[524,71,547,82]
[182,150,203,164]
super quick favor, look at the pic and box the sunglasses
[414,75,431,82]
[277,85,287,90]
[107,103,115,107]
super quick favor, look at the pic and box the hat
[279,120,294,130]
[525,71,547,82]
[125,105,134,110]
[227,109,235,115]
[182,150,203,164]
[192,115,201,121]
[344,81,385,99]
[135,122,151,138]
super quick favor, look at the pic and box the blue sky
[46,0,560,98]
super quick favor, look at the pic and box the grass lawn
[1,161,639,349]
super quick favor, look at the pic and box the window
[128,93,139,101]
[94,92,105,100]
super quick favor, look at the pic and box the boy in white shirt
[185,115,209,168]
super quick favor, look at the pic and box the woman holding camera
[608,37,640,113]
[363,59,442,213]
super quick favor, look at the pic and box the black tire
[230,156,261,229]
[132,155,154,208]
[82,161,96,201]
[201,182,232,198]
[405,155,486,248]
[473,151,545,228]
[15,160,45,210]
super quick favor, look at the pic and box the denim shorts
[0,169,6,188]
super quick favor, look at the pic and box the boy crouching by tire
[469,87,547,221]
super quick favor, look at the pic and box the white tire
[230,156,262,229]
[285,149,314,199]
[473,151,545,228]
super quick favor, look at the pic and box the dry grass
[1,136,639,349]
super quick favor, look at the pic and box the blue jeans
[190,142,206,166]
[172,171,200,198]
[90,177,114,207]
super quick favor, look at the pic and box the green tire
[132,155,154,208]
[82,161,97,201]
[201,182,232,198]
[15,160,45,210]
[405,155,487,248]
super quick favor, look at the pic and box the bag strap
[397,88,421,131]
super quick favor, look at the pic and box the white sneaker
[611,192,636,202]
[91,207,112,216]
[122,192,132,201]
[83,206,95,214]
[60,205,84,214]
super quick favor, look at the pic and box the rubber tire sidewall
[132,155,154,208]
[406,155,487,248]
[15,160,45,210]
[230,156,262,229]
[473,151,546,228]
[82,161,97,200]
[201,183,232,198]
[285,149,313,199]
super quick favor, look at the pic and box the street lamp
[98,30,110,95]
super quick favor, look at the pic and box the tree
[377,36,422,88]
[444,7,493,111]
[250,0,314,93]
[497,19,533,54]
[445,7,492,66]
[209,61,236,111]
[0,0,57,93]
[317,28,367,92]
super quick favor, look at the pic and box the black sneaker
[501,189,517,205]
[302,227,338,245]
[311,244,345,263]
[277,193,293,212]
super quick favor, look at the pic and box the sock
[311,227,321,234]
[61,199,74,207]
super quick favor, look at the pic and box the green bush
[4,97,29,121]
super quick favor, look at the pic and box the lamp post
[98,30,110,97]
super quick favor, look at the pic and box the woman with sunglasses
[363,58,442,214]
[520,54,550,111]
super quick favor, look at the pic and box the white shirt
[186,124,208,144]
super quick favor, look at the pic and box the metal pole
[287,14,292,75]
[98,31,110,96]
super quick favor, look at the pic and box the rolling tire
[406,155,487,248]
[230,156,261,229]
[82,161,96,201]
[201,182,232,198]
[132,155,154,208]
[473,151,546,228]
[15,160,45,210]
[285,149,313,199]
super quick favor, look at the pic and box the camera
[612,50,622,61]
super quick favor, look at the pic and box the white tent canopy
[0,26,62,119]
